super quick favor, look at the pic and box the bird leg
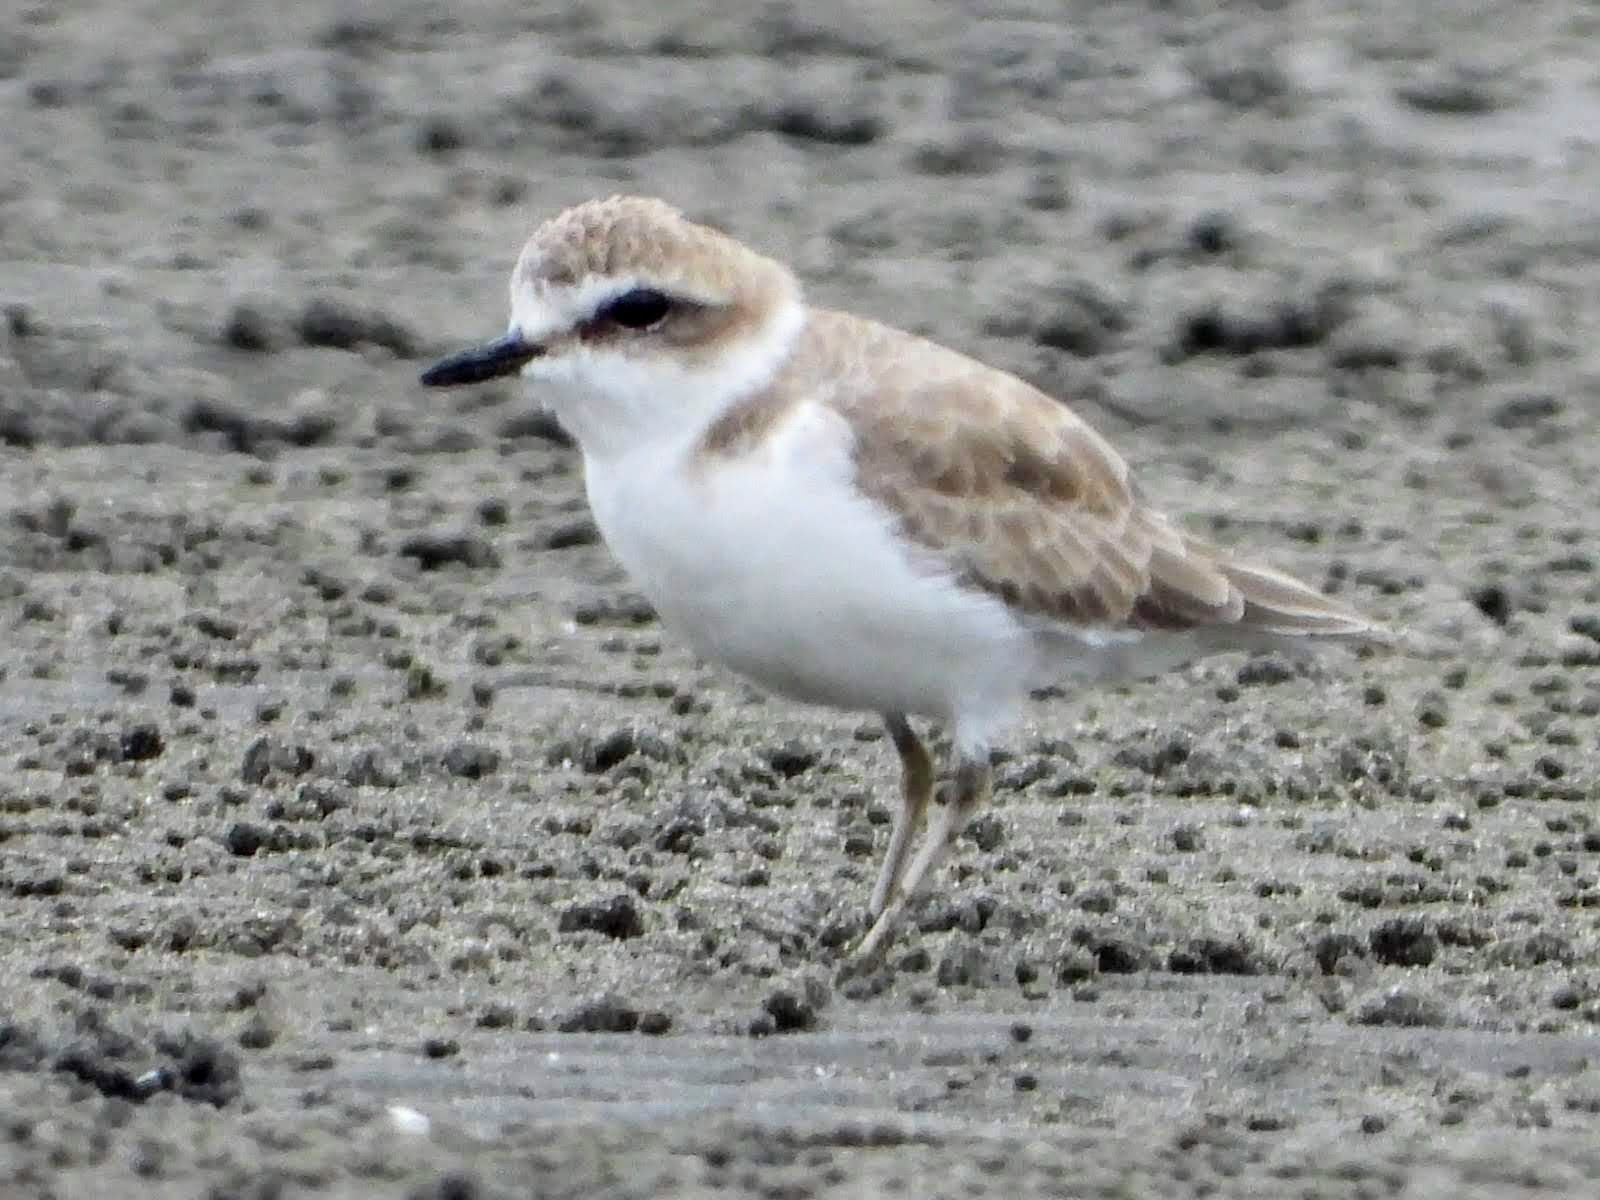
[849,748,992,970]
[869,713,934,918]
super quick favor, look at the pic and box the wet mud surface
[5,1,1600,1195]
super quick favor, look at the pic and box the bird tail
[1217,558,1385,640]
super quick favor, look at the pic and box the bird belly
[584,423,1031,725]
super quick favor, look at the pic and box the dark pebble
[542,518,600,549]
[240,737,315,785]
[557,994,640,1034]
[763,739,819,778]
[222,302,287,352]
[763,989,817,1033]
[442,743,500,779]
[224,822,265,857]
[557,894,644,940]
[119,724,164,761]
[422,1037,459,1059]
[399,533,500,571]
[299,297,417,357]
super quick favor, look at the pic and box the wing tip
[1220,558,1390,642]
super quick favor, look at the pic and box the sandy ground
[5,0,1600,1196]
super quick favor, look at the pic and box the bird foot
[834,905,902,987]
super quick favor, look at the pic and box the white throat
[524,298,806,462]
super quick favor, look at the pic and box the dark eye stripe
[596,287,673,330]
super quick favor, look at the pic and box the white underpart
[588,394,1036,754]
[517,287,1214,754]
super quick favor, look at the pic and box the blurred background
[5,2,1600,1197]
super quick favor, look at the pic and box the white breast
[582,401,1035,741]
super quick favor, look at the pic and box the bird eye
[597,287,673,330]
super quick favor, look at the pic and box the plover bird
[421,196,1386,968]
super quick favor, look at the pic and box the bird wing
[816,312,1376,639]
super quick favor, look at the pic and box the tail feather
[1167,531,1392,643]
[1218,558,1384,640]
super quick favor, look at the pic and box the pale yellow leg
[868,714,934,918]
[846,753,992,972]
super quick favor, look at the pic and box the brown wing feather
[805,311,1377,640]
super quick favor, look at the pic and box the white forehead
[507,271,649,343]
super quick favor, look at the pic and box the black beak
[419,333,543,387]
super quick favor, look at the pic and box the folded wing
[828,316,1379,642]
